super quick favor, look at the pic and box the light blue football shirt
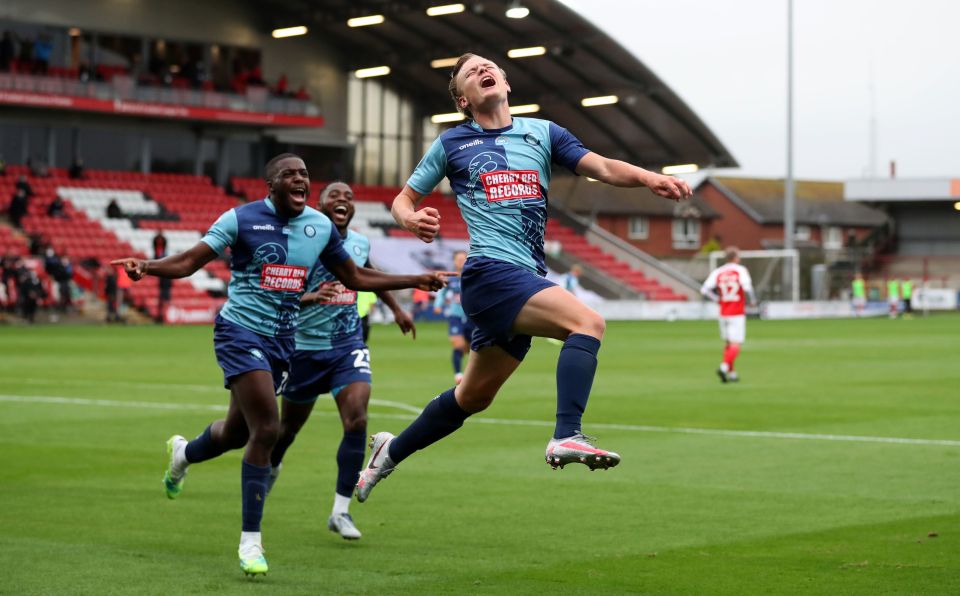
[295,229,371,351]
[201,198,349,337]
[407,117,589,276]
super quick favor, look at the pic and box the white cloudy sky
[559,0,960,180]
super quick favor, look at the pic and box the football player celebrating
[113,155,446,575]
[355,53,692,504]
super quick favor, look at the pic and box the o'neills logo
[318,281,357,305]
[260,264,307,291]
[458,139,484,151]
[481,170,541,202]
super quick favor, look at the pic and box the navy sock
[554,333,602,439]
[270,431,295,468]
[388,388,470,464]
[336,430,367,497]
[184,424,227,464]
[452,349,464,374]
[241,460,271,532]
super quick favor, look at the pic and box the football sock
[723,344,741,371]
[388,388,470,464]
[332,492,352,516]
[241,461,271,532]
[270,430,295,468]
[184,423,227,464]
[336,430,366,498]
[452,349,464,374]
[554,333,602,439]
[240,531,261,549]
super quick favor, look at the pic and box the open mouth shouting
[480,74,497,89]
[289,186,308,203]
[328,203,352,226]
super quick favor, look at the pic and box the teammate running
[700,246,756,383]
[267,181,419,541]
[355,53,692,503]
[433,250,476,385]
[112,155,446,575]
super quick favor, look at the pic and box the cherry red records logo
[260,264,307,291]
[317,281,357,305]
[480,170,541,202]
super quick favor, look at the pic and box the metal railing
[0,73,320,117]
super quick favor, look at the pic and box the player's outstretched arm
[329,257,448,293]
[111,242,218,281]
[575,152,692,201]
[391,184,441,243]
[364,259,417,338]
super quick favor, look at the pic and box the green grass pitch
[2,315,959,595]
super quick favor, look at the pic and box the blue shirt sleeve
[433,287,448,311]
[201,209,238,255]
[549,122,590,173]
[318,225,351,271]
[407,137,448,195]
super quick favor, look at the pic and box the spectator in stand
[106,198,124,219]
[55,253,74,313]
[8,188,28,229]
[47,194,68,218]
[33,35,52,75]
[294,85,310,101]
[104,265,120,323]
[248,64,265,86]
[153,230,171,322]
[0,31,15,72]
[15,175,33,197]
[78,61,92,83]
[275,73,288,96]
[69,157,85,180]
[18,268,45,323]
[1,253,18,312]
[0,154,7,176]
[153,231,168,258]
[18,36,33,73]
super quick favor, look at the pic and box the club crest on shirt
[523,133,540,146]
[304,225,316,238]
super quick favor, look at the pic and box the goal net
[709,249,800,302]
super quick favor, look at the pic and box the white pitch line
[3,394,960,448]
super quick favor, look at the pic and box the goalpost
[709,249,800,302]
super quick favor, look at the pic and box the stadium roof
[708,177,889,227]
[252,0,738,170]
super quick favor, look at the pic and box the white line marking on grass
[3,394,960,448]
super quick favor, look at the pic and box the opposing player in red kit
[700,247,756,383]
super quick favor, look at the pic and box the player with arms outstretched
[700,246,756,383]
[355,53,691,503]
[112,155,446,575]
[433,249,475,384]
[267,181,422,540]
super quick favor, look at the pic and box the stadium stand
[1,165,227,320]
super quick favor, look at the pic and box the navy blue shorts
[213,315,294,393]
[460,257,556,361]
[283,337,372,404]
[447,315,477,341]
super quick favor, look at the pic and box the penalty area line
[2,394,959,448]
